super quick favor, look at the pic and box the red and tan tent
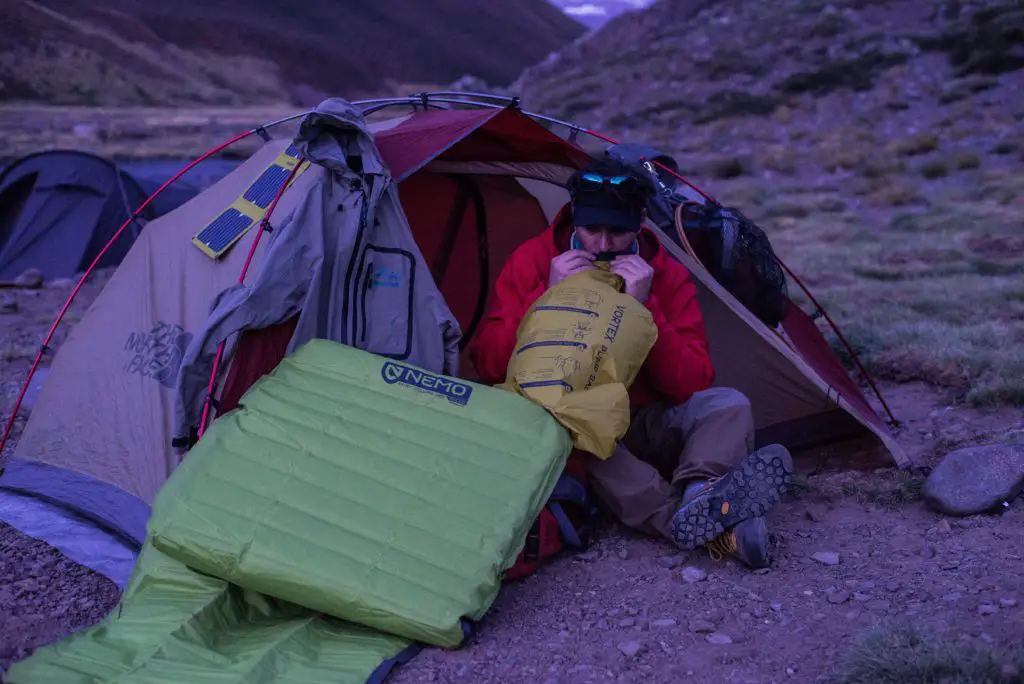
[0,95,905,587]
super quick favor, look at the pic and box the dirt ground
[2,272,1023,682]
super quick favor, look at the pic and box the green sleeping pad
[148,339,573,648]
[4,542,416,684]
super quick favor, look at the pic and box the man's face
[575,225,637,255]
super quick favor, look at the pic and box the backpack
[603,143,790,329]
[503,450,598,581]
[677,201,789,328]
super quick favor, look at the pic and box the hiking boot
[669,444,793,551]
[705,516,773,570]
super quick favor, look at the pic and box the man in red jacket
[469,158,793,569]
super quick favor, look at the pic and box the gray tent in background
[0,150,228,280]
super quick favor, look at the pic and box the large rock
[923,444,1024,516]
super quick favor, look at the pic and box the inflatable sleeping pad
[5,339,573,683]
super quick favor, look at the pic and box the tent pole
[196,157,307,439]
[1,93,898,461]
[0,115,306,460]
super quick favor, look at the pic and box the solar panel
[242,164,290,209]
[192,144,309,260]
[192,209,254,258]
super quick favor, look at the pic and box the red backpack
[503,450,598,581]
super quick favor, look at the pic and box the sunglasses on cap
[575,173,644,199]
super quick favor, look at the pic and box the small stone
[706,632,733,645]
[770,602,783,612]
[578,551,600,562]
[682,567,708,583]
[812,552,840,566]
[919,545,936,558]
[0,295,17,314]
[853,592,872,602]
[619,618,636,628]
[596,619,609,630]
[845,609,861,620]
[14,268,44,289]
[558,630,570,638]
[617,548,630,560]
[689,619,716,634]
[617,640,642,657]
[658,554,684,569]
[978,604,998,616]
[651,619,676,629]
[786,667,796,676]
[828,591,850,604]
[752,567,771,575]
[1000,598,1017,608]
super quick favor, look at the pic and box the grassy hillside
[512,0,1024,407]
[0,0,585,106]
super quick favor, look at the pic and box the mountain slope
[513,0,1024,406]
[0,0,586,106]
[514,0,1023,130]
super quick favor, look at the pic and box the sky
[550,0,656,27]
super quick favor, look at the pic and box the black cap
[567,157,653,233]
[572,191,645,233]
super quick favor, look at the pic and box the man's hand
[549,250,595,287]
[611,255,654,303]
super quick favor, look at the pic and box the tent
[0,95,906,592]
[0,150,208,280]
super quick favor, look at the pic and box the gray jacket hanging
[174,98,463,441]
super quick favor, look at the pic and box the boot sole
[670,445,793,551]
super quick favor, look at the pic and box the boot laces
[706,531,737,562]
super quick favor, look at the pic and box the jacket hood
[549,202,665,263]
[293,98,387,177]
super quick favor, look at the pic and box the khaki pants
[586,387,755,541]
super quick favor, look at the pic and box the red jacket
[469,205,715,408]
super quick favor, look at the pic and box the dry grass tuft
[825,623,1024,684]
[887,132,940,157]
